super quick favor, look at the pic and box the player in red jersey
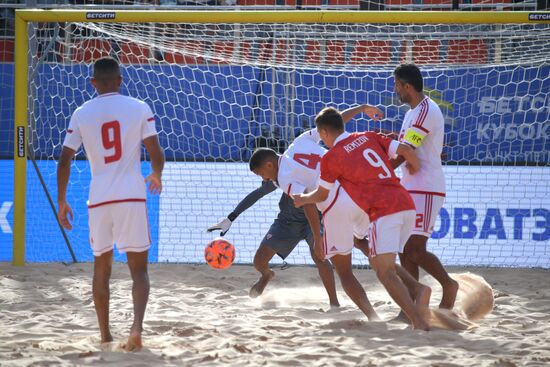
[295,107,430,330]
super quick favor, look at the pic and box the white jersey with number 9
[62,92,158,208]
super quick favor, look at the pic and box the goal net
[15,11,550,267]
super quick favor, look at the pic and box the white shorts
[88,200,151,256]
[409,191,446,237]
[368,210,416,257]
[321,185,370,260]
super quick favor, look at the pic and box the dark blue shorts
[261,218,313,260]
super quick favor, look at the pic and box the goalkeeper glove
[207,216,234,236]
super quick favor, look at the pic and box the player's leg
[250,218,303,298]
[93,250,114,343]
[250,243,277,298]
[370,253,429,330]
[113,202,152,351]
[403,193,458,309]
[124,250,150,351]
[305,233,340,307]
[353,236,370,257]
[369,211,430,330]
[330,253,379,320]
[403,235,458,309]
[89,205,115,343]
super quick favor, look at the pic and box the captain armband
[404,129,426,148]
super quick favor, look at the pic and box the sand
[1,263,549,366]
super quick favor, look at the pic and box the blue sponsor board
[1,63,548,164]
[0,160,159,262]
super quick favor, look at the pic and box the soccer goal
[11,10,550,267]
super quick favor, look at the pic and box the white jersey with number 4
[276,129,334,210]
[398,96,446,195]
[63,92,158,208]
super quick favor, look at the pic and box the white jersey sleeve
[292,128,322,145]
[141,103,158,140]
[63,109,83,151]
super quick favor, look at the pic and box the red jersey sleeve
[319,152,340,189]
[370,132,393,154]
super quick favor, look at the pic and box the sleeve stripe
[319,179,334,189]
[412,124,430,134]
[147,117,155,122]
[287,184,292,195]
[414,100,429,128]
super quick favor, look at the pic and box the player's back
[71,93,156,206]
[322,131,414,220]
[277,129,326,195]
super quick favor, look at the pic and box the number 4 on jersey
[293,153,322,170]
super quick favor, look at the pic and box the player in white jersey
[249,104,384,321]
[392,64,458,310]
[57,57,164,351]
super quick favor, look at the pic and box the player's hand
[292,194,306,208]
[363,105,384,121]
[58,201,74,230]
[207,217,233,236]
[313,236,325,261]
[145,172,162,195]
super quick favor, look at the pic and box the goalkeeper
[208,179,340,307]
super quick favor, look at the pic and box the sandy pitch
[1,263,549,366]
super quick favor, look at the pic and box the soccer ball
[205,238,236,269]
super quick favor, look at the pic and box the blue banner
[0,160,159,262]
[1,63,548,163]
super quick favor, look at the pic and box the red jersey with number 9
[319,131,414,221]
[62,92,158,208]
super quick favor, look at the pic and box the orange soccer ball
[205,238,236,270]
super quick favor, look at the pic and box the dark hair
[394,64,423,92]
[249,148,278,171]
[314,107,344,132]
[93,57,120,81]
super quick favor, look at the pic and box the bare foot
[100,333,114,344]
[439,279,459,309]
[121,328,142,352]
[390,311,412,324]
[412,318,430,331]
[415,284,432,321]
[249,270,275,298]
[367,310,381,322]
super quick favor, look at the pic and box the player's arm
[389,155,406,169]
[395,143,420,174]
[143,134,165,195]
[389,127,425,169]
[302,203,324,261]
[392,110,434,168]
[341,104,384,123]
[293,186,330,208]
[57,147,76,230]
[207,180,277,235]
